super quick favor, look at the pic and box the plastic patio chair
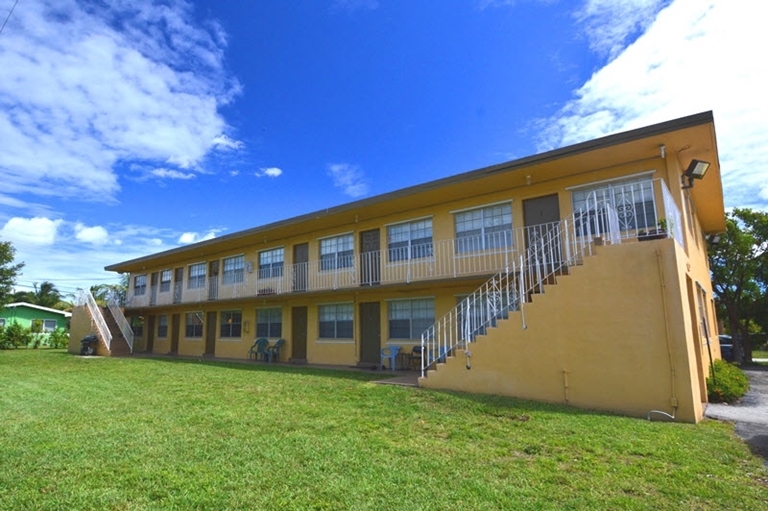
[266,338,285,363]
[380,345,401,371]
[248,337,270,361]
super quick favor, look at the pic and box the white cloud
[539,0,768,210]
[0,0,241,205]
[328,163,369,198]
[256,167,283,178]
[178,230,220,244]
[149,168,197,180]
[0,217,62,246]
[74,223,109,245]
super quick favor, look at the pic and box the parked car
[718,334,733,362]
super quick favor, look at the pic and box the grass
[753,350,768,359]
[1,350,767,510]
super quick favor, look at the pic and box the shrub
[707,359,750,403]
[0,322,32,349]
[47,328,70,349]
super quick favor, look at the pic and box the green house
[0,302,71,332]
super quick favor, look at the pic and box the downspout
[648,248,678,421]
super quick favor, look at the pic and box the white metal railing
[108,297,134,353]
[420,199,622,376]
[76,289,112,350]
[123,179,683,310]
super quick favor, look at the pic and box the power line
[0,0,20,36]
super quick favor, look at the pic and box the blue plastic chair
[380,345,401,371]
[248,337,270,361]
[266,338,285,363]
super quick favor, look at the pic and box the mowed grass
[1,350,766,510]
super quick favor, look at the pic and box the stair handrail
[420,198,620,377]
[107,296,134,353]
[76,289,112,351]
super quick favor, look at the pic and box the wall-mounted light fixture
[681,159,710,189]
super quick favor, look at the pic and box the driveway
[705,365,768,468]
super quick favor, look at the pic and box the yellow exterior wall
[421,240,706,423]
[68,305,94,354]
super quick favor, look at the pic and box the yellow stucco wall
[68,305,94,354]
[420,240,706,423]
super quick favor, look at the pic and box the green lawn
[1,350,766,510]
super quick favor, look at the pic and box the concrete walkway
[705,365,768,468]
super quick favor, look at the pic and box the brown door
[360,229,380,285]
[293,243,309,292]
[173,268,183,304]
[170,314,180,354]
[205,311,217,356]
[291,306,308,361]
[359,302,381,365]
[149,272,159,306]
[146,315,155,353]
[523,194,562,269]
[208,261,219,300]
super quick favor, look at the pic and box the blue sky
[0,0,766,297]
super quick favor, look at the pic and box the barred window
[387,219,433,262]
[454,204,512,253]
[388,299,435,339]
[318,303,353,339]
[320,234,354,271]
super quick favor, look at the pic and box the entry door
[360,229,380,286]
[523,194,562,269]
[146,315,156,353]
[291,306,308,361]
[149,272,159,306]
[359,302,381,365]
[293,243,309,292]
[173,268,183,304]
[205,311,217,356]
[208,261,219,300]
[170,314,180,354]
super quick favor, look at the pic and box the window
[256,307,282,337]
[319,303,353,339]
[185,312,203,338]
[134,275,147,296]
[320,234,354,271]
[223,255,245,285]
[259,248,284,279]
[388,299,435,339]
[220,310,242,338]
[157,315,168,338]
[387,219,433,262]
[572,177,656,235]
[188,263,206,289]
[454,203,512,253]
[42,319,57,332]
[160,269,172,292]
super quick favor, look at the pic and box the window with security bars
[223,255,245,284]
[388,299,435,340]
[320,234,354,271]
[318,303,353,339]
[259,248,284,279]
[188,263,206,289]
[257,307,282,338]
[185,312,203,338]
[387,219,433,262]
[220,310,242,338]
[160,269,172,292]
[134,275,147,296]
[157,315,168,338]
[571,178,656,235]
[454,203,512,253]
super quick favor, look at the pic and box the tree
[709,208,768,363]
[12,281,62,309]
[0,239,25,309]
[90,275,128,307]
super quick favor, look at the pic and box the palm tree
[12,281,62,309]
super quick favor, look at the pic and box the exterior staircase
[99,306,132,356]
[76,289,134,357]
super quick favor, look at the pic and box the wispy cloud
[256,167,284,178]
[149,168,198,180]
[327,163,369,198]
[539,0,768,210]
[178,230,221,244]
[0,0,241,208]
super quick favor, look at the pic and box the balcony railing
[124,178,683,309]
